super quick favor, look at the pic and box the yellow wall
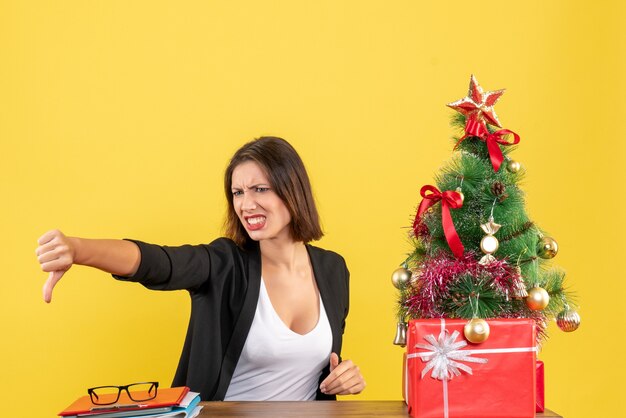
[1,1,624,416]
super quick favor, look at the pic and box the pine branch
[444,274,503,319]
[500,221,535,242]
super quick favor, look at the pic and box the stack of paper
[59,387,202,418]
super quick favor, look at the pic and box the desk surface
[197,401,562,417]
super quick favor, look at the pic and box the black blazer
[114,237,350,400]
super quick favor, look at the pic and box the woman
[36,136,365,401]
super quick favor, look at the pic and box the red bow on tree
[448,75,521,172]
[412,185,465,258]
[483,129,520,171]
[455,128,521,172]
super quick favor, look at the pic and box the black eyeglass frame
[87,381,159,405]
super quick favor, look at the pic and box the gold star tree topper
[447,75,506,136]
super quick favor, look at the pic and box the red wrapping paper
[403,352,408,403]
[406,318,536,418]
[536,360,545,412]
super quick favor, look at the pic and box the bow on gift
[416,329,488,380]
[455,128,521,172]
[412,185,464,258]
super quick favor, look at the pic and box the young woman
[36,136,365,401]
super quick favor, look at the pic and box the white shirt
[224,278,332,400]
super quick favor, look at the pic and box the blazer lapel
[214,243,262,399]
[307,245,342,353]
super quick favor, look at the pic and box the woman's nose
[241,191,257,210]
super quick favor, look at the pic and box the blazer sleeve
[112,237,240,292]
[341,257,350,333]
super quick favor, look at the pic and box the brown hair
[223,136,323,248]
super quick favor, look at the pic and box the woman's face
[231,160,292,243]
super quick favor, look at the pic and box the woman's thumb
[330,352,340,371]
[43,270,65,303]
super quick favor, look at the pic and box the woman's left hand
[319,352,366,395]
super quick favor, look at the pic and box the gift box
[403,352,408,403]
[406,318,536,418]
[536,360,545,412]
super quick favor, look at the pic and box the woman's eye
[256,187,270,193]
[232,190,243,197]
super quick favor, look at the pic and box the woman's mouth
[245,215,266,231]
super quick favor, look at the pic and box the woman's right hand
[36,229,75,303]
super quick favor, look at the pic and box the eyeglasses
[87,382,159,405]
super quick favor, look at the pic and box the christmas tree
[392,75,580,346]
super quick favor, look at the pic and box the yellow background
[1,1,624,416]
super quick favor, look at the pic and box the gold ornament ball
[526,287,550,311]
[391,267,412,289]
[537,236,558,259]
[506,159,521,173]
[464,318,490,343]
[455,187,465,203]
[556,309,581,332]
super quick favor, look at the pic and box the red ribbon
[455,125,521,172]
[412,185,465,258]
[464,114,489,138]
[484,129,520,171]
